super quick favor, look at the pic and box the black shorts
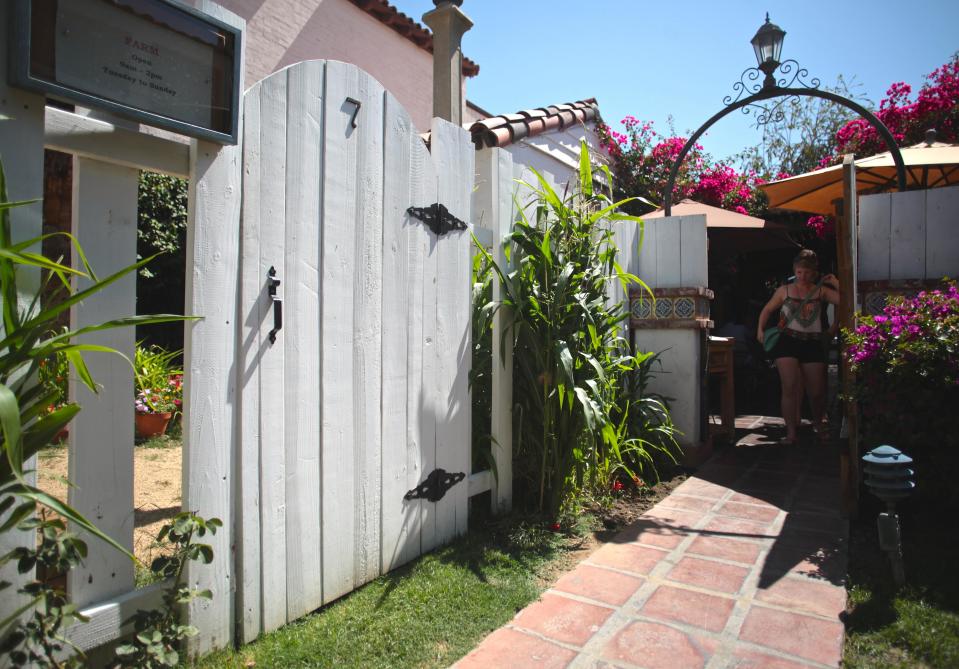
[771,332,825,364]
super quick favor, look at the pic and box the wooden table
[708,336,735,440]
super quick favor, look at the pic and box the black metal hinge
[404,468,466,503]
[407,203,468,236]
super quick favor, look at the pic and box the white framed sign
[9,0,241,144]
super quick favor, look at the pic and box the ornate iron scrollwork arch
[663,69,907,215]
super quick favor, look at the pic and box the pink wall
[201,0,440,132]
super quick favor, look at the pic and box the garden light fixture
[862,445,915,585]
[751,13,786,89]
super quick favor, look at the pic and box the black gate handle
[267,266,282,344]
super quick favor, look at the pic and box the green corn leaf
[579,140,593,199]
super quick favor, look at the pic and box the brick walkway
[453,417,848,669]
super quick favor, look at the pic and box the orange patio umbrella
[760,136,959,215]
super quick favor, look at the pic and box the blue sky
[401,0,959,161]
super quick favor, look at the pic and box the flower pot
[135,412,173,439]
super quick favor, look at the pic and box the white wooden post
[183,1,244,654]
[0,0,46,626]
[68,157,138,607]
[472,147,514,513]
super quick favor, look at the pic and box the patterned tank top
[779,285,823,339]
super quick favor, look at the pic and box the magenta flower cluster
[805,214,835,239]
[597,117,766,216]
[845,282,959,376]
[825,55,959,164]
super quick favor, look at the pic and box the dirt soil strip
[36,445,182,566]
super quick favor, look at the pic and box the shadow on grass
[371,510,570,613]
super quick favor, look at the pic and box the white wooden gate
[236,60,473,641]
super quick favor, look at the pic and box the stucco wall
[196,0,438,132]
[501,124,606,193]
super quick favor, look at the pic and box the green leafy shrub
[114,513,221,668]
[0,511,89,667]
[845,280,959,506]
[476,143,679,518]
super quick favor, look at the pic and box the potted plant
[134,344,183,438]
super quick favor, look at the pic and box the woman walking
[757,250,840,444]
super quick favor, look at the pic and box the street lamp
[662,15,907,216]
[750,14,786,89]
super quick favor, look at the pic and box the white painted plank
[253,69,289,633]
[489,147,514,513]
[320,61,360,602]
[68,157,137,607]
[236,73,264,643]
[431,118,473,542]
[890,190,926,280]
[468,470,492,497]
[638,216,659,289]
[0,0,45,625]
[44,107,190,178]
[858,193,891,281]
[925,185,959,280]
[349,70,385,588]
[473,225,493,248]
[655,219,683,287]
[283,60,325,623]
[415,135,440,555]
[679,214,708,287]
[182,2,245,653]
[381,93,418,572]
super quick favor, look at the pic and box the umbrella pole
[836,154,860,519]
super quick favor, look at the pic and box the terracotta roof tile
[507,120,530,142]
[348,0,479,77]
[468,98,600,149]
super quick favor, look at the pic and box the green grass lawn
[844,496,959,668]
[194,518,589,669]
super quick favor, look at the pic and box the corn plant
[476,142,677,517]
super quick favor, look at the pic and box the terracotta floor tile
[643,506,706,527]
[784,511,846,536]
[762,544,846,585]
[702,515,777,538]
[589,542,669,576]
[731,646,820,668]
[686,535,764,565]
[665,556,750,594]
[717,500,781,523]
[513,593,613,647]
[756,575,847,618]
[454,627,577,669]
[617,520,688,549]
[739,605,844,665]
[675,479,729,499]
[640,584,734,632]
[658,494,717,513]
[602,620,716,669]
[552,564,644,606]
[728,491,789,508]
